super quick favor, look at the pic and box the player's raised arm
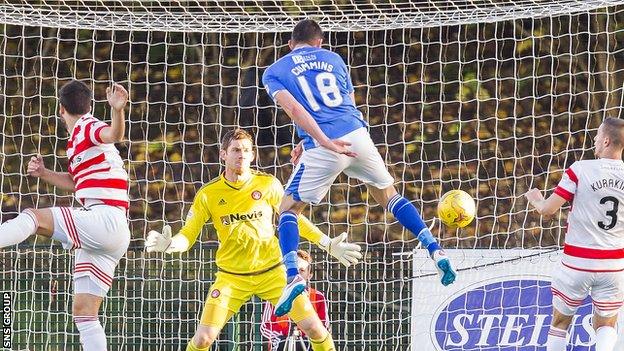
[98,83,128,144]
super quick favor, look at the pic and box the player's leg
[366,184,441,255]
[67,206,131,351]
[276,195,309,316]
[589,271,624,351]
[366,184,454,285]
[71,250,120,351]
[72,282,106,351]
[187,306,235,351]
[592,314,619,351]
[295,313,334,351]
[260,267,335,351]
[547,264,590,351]
[279,151,344,282]
[187,272,252,350]
[278,195,308,281]
[341,128,455,285]
[277,148,347,315]
[0,208,54,247]
[546,309,574,351]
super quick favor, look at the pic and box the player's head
[297,249,313,282]
[58,80,92,118]
[220,128,255,175]
[595,117,624,158]
[289,19,323,50]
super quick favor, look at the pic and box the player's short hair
[297,249,312,264]
[221,128,254,150]
[602,117,624,148]
[291,19,323,44]
[58,80,92,115]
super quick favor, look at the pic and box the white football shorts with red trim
[50,205,130,293]
[551,261,624,317]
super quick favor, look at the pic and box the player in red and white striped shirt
[525,117,624,351]
[0,80,130,351]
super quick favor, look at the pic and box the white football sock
[595,326,618,351]
[74,316,107,351]
[0,211,37,248]
[546,326,568,351]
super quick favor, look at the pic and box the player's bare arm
[274,90,356,157]
[27,154,75,191]
[525,188,567,216]
[290,141,304,165]
[99,83,128,144]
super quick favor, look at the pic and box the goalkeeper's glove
[145,225,190,253]
[318,232,362,267]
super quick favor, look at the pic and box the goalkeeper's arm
[145,219,205,254]
[298,215,362,268]
[145,193,210,253]
[145,225,191,253]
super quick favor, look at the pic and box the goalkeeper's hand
[319,232,362,267]
[145,225,189,253]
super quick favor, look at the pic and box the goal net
[1,1,623,350]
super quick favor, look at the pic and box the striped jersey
[66,113,129,209]
[555,158,624,272]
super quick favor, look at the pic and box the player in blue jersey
[262,19,457,317]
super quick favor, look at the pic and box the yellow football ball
[437,190,476,228]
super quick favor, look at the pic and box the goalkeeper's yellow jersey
[179,170,323,274]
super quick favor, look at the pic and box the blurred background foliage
[2,8,622,248]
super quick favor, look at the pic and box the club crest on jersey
[251,190,262,200]
[220,216,230,226]
[291,53,317,64]
[291,55,305,64]
[211,289,220,298]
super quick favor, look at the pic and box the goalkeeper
[145,128,361,351]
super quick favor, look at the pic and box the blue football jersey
[262,46,367,149]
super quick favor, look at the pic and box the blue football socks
[278,211,300,280]
[388,194,441,255]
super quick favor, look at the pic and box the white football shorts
[285,127,394,204]
[51,205,130,296]
[551,262,624,317]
